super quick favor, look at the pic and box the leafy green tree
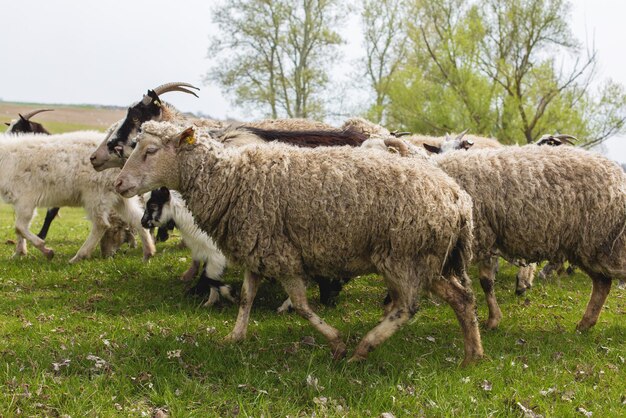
[360,0,410,124]
[383,0,626,146]
[207,0,344,119]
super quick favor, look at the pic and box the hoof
[180,270,196,282]
[331,342,348,361]
[44,248,55,260]
[224,332,245,343]
[484,318,500,330]
[347,352,367,363]
[575,321,593,332]
[460,354,484,367]
[515,288,527,296]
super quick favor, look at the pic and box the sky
[0,0,624,163]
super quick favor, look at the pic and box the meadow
[0,204,624,417]
[0,103,624,417]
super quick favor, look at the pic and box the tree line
[206,0,626,146]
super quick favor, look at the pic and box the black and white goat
[141,187,235,306]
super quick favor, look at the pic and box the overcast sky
[0,0,624,162]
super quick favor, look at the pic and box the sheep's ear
[423,143,442,154]
[177,127,196,147]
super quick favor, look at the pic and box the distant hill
[622,163,626,171]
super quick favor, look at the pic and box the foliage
[1,205,625,416]
[207,0,345,119]
[360,0,410,124]
[381,0,626,145]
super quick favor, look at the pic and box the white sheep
[378,138,626,331]
[0,131,155,262]
[114,121,484,365]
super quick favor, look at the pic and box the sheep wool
[433,145,626,330]
[120,121,484,365]
[0,131,155,262]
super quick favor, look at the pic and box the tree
[383,0,626,146]
[207,0,344,119]
[360,0,410,124]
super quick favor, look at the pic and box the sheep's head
[115,121,190,197]
[141,187,173,229]
[4,109,53,134]
[90,82,198,171]
[423,129,473,154]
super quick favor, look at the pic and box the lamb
[114,121,483,365]
[141,187,235,306]
[384,139,626,331]
[0,130,155,262]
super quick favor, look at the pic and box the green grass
[0,204,624,417]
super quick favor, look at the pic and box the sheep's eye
[132,117,140,124]
[143,147,158,160]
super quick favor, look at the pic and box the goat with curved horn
[20,108,54,121]
[153,82,200,97]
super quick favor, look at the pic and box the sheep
[141,187,235,306]
[89,82,366,303]
[0,130,155,263]
[5,110,138,256]
[114,121,483,365]
[90,82,223,171]
[383,139,626,331]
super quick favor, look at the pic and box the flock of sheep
[2,82,625,366]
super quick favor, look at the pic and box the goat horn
[455,128,469,141]
[390,130,412,137]
[383,137,410,157]
[152,82,200,98]
[20,108,54,120]
[554,134,577,144]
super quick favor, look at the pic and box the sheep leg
[430,277,484,367]
[14,205,54,259]
[181,260,201,282]
[515,263,536,295]
[115,199,156,261]
[224,270,262,342]
[37,207,60,240]
[351,293,412,362]
[281,277,346,360]
[69,220,107,263]
[576,273,612,331]
[478,258,502,329]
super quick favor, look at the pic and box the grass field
[0,103,625,416]
[0,204,624,417]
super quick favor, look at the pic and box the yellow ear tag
[185,132,196,145]
[153,100,161,107]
